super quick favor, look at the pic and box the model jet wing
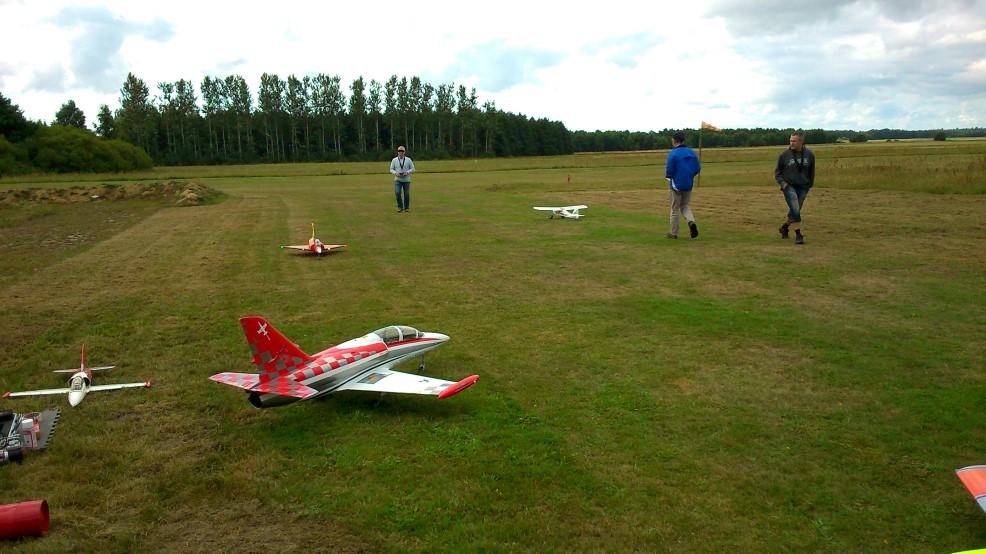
[250,378,318,399]
[53,365,114,373]
[957,465,986,514]
[89,382,151,392]
[282,244,346,252]
[337,369,479,399]
[210,372,316,399]
[3,387,72,398]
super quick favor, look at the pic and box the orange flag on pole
[701,121,721,132]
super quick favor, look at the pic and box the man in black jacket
[775,130,815,244]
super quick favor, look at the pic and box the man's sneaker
[689,222,699,238]
[779,224,789,239]
[397,208,403,213]
[665,233,677,239]
[795,230,805,244]
[404,208,410,212]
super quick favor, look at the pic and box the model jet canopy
[373,325,423,344]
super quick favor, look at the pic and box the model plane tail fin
[239,317,313,377]
[251,378,317,399]
[210,372,261,391]
[54,343,105,373]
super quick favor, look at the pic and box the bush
[24,125,153,173]
[0,135,33,176]
[849,132,869,143]
[933,131,947,141]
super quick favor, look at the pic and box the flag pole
[698,126,703,188]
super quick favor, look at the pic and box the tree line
[1,93,151,176]
[572,128,840,151]
[571,126,986,152]
[98,72,573,165]
[5,75,986,177]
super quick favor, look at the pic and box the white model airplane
[3,344,151,407]
[533,205,588,219]
[281,222,346,255]
[210,317,479,408]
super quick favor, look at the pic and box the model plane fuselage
[281,223,346,255]
[66,372,90,407]
[533,205,588,219]
[210,318,479,408]
[250,327,449,408]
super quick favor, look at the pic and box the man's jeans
[783,184,809,223]
[395,180,410,210]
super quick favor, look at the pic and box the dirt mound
[0,181,222,207]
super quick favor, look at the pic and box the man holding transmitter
[390,145,415,213]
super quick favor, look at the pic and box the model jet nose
[68,390,85,406]
[425,332,450,343]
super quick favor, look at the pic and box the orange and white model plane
[210,317,479,408]
[3,344,151,407]
[533,205,588,219]
[280,223,346,255]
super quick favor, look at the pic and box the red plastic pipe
[0,500,49,540]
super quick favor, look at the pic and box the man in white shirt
[389,145,415,213]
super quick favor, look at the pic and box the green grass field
[1,139,985,552]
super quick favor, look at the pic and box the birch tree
[368,79,382,152]
[349,77,367,154]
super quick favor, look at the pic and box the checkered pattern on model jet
[250,378,317,399]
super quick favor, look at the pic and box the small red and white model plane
[3,344,151,407]
[210,317,479,408]
[280,222,346,255]
[533,205,588,219]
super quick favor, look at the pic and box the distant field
[3,138,985,194]
[1,140,985,552]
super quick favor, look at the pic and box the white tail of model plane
[51,344,115,374]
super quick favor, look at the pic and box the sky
[1,0,985,132]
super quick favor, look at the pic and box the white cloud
[1,0,984,131]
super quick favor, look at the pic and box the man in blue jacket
[664,131,701,239]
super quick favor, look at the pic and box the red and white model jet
[210,317,479,408]
[3,344,151,407]
[280,223,346,255]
